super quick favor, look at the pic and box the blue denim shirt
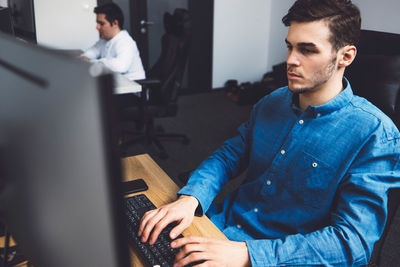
[178,80,400,266]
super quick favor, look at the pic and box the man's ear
[112,19,119,28]
[338,45,357,67]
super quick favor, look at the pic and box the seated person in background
[81,2,145,81]
[138,0,400,266]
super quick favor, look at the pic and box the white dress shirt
[82,30,146,81]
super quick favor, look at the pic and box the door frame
[130,0,150,69]
[129,0,214,93]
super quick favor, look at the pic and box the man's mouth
[287,72,302,79]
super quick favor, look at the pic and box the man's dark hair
[94,3,124,29]
[282,0,361,51]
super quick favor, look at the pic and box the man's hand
[137,195,199,245]
[171,236,251,267]
[78,56,91,62]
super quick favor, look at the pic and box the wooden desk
[121,154,227,266]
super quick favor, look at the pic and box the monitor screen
[0,32,130,267]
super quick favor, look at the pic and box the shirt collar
[107,30,125,44]
[291,78,354,117]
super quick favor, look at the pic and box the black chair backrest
[346,30,400,129]
[148,8,191,106]
[373,188,400,266]
[346,30,400,266]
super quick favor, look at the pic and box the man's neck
[106,29,122,41]
[298,73,344,111]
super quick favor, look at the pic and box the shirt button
[280,149,285,155]
[312,162,318,168]
[254,208,259,213]
[266,180,272,186]
[237,224,242,229]
[317,113,321,117]
[299,119,304,125]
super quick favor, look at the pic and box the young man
[81,3,145,81]
[138,0,400,266]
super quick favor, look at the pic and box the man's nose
[286,50,300,66]
[96,24,100,31]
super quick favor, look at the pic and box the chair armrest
[136,79,161,87]
[135,79,162,119]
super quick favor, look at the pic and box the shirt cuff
[245,239,276,266]
[178,185,212,216]
[176,193,203,216]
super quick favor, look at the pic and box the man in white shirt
[81,3,145,81]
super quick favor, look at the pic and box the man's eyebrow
[285,39,317,48]
[298,42,317,48]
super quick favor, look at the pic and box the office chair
[0,220,30,266]
[346,30,400,130]
[119,8,191,159]
[345,29,400,266]
[368,189,400,267]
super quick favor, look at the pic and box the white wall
[0,0,8,7]
[212,0,271,88]
[34,0,98,50]
[266,0,294,73]
[353,0,400,34]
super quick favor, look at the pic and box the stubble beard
[288,56,338,94]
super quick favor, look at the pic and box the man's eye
[301,48,315,54]
[286,45,293,50]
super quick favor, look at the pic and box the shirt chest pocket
[284,151,336,209]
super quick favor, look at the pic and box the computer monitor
[0,7,14,35]
[0,32,130,267]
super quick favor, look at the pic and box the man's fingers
[140,209,167,242]
[174,251,209,267]
[171,235,206,248]
[138,197,197,245]
[173,237,250,267]
[148,212,178,245]
[137,209,157,236]
[169,218,191,240]
[174,243,206,262]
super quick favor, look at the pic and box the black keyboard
[125,194,183,267]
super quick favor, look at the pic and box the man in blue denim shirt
[138,0,400,266]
